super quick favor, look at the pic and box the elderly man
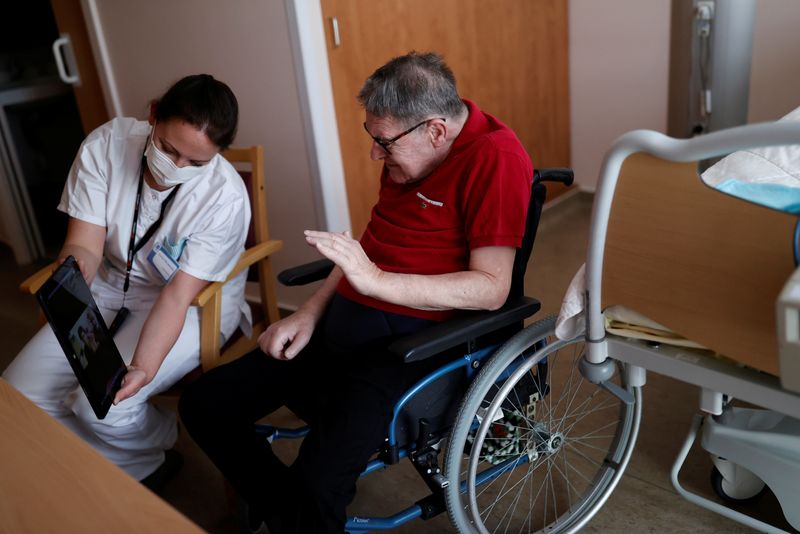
[179,51,533,533]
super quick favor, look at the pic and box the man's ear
[429,119,448,148]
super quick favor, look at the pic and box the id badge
[147,242,180,282]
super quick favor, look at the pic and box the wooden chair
[18,145,282,374]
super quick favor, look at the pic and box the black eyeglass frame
[363,117,446,155]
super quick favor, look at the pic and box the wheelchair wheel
[443,316,642,533]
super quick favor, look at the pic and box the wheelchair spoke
[479,458,536,522]
[562,397,619,427]
[567,418,620,440]
[550,452,576,508]
[563,442,605,469]
[445,325,641,533]
[567,440,616,456]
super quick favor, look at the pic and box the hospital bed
[573,122,800,533]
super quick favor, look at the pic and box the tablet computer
[36,256,127,419]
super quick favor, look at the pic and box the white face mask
[144,126,210,187]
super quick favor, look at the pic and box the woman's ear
[147,100,157,125]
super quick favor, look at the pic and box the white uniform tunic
[3,117,251,479]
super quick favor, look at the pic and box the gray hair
[357,51,466,125]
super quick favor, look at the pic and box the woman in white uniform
[3,74,251,488]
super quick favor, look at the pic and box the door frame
[285,0,351,233]
[81,0,352,234]
[79,0,123,118]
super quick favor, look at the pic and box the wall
[83,0,800,312]
[569,0,800,192]
[86,0,327,309]
[747,0,800,122]
[569,0,672,192]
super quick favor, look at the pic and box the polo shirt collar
[449,99,488,157]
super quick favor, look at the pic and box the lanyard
[122,156,180,294]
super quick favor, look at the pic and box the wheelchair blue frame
[254,337,548,532]
[261,169,573,532]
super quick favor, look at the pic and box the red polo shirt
[337,100,533,320]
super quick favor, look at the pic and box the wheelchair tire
[443,316,642,533]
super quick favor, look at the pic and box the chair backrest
[221,146,269,248]
[508,176,547,300]
[220,145,280,329]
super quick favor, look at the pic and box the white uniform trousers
[3,288,244,480]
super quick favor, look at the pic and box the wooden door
[321,0,571,236]
[50,0,109,134]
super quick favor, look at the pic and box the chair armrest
[277,259,334,286]
[389,296,542,363]
[192,239,283,307]
[19,262,59,295]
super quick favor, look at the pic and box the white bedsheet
[555,263,706,349]
[701,104,800,212]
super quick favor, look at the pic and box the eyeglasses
[363,117,445,155]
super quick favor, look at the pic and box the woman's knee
[3,332,76,408]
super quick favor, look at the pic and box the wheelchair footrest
[415,493,446,521]
[410,437,449,500]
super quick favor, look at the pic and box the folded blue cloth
[716,179,800,215]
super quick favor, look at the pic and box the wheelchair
[260,168,640,533]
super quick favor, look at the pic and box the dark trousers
[179,295,446,533]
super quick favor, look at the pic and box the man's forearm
[367,269,509,311]
[365,246,516,311]
[303,232,515,313]
[297,267,344,321]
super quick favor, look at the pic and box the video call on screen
[45,265,120,397]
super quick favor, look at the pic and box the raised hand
[304,230,383,297]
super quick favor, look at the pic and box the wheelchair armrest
[388,295,541,363]
[536,168,574,186]
[277,259,335,286]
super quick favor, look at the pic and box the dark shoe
[141,449,183,493]
[236,497,274,534]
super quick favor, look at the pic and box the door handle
[52,34,81,86]
[330,16,341,48]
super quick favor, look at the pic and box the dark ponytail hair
[153,74,239,149]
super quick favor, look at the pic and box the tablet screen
[37,257,127,419]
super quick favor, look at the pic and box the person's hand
[257,311,316,360]
[304,230,382,296]
[113,366,148,404]
[58,253,90,281]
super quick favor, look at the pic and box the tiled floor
[1,192,794,533]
